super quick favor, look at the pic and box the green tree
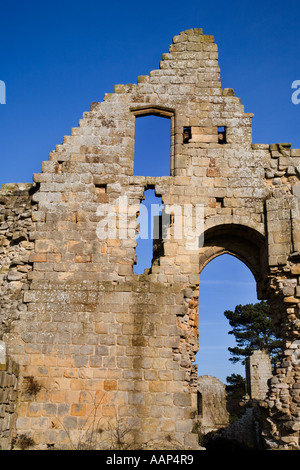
[224,301,282,366]
[225,374,246,419]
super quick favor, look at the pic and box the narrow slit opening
[197,391,203,417]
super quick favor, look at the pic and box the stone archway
[195,223,300,449]
[199,223,268,299]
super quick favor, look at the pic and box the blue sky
[0,0,300,186]
[197,255,258,382]
[1,0,299,383]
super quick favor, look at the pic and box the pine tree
[225,374,246,418]
[224,301,282,365]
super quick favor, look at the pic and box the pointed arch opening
[195,224,269,384]
[199,223,268,300]
[196,253,259,383]
[188,222,288,431]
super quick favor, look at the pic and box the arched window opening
[132,107,174,177]
[196,254,258,384]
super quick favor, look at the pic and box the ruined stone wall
[196,375,229,434]
[213,407,262,449]
[0,28,300,450]
[0,341,19,450]
[246,351,273,400]
[0,183,36,337]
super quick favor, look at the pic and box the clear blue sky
[0,0,300,185]
[1,1,299,383]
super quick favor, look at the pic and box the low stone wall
[210,406,262,449]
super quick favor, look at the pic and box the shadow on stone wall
[199,404,267,450]
[0,341,19,450]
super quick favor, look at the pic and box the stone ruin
[194,354,273,444]
[246,350,273,401]
[196,375,229,435]
[1,28,300,450]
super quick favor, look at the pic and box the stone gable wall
[0,28,300,450]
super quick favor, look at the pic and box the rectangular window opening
[94,183,108,203]
[56,161,64,174]
[183,126,192,143]
[134,115,171,177]
[95,183,107,193]
[216,197,224,208]
[218,126,227,145]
